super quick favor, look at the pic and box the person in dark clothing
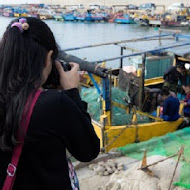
[157,86,176,106]
[181,84,190,117]
[177,67,190,100]
[0,17,100,190]
[160,87,180,121]
[163,63,186,93]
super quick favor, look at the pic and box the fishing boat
[134,18,149,26]
[134,14,155,26]
[114,13,135,24]
[63,12,76,21]
[3,7,14,17]
[14,13,20,17]
[27,13,39,18]
[28,9,39,18]
[84,12,94,22]
[75,10,110,22]
[135,17,161,27]
[91,12,106,22]
[161,13,190,27]
[91,12,110,22]
[14,7,28,17]
[102,13,111,22]
[20,12,28,17]
[38,9,54,20]
[54,13,64,21]
[75,14,86,22]
[64,31,190,152]
[0,5,5,15]
[161,20,190,27]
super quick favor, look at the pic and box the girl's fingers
[55,60,65,75]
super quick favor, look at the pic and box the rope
[140,91,149,111]
[104,124,132,149]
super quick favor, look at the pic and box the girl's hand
[55,61,79,90]
[78,71,86,82]
[184,102,188,106]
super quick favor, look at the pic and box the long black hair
[0,17,58,151]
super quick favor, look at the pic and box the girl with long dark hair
[0,17,100,190]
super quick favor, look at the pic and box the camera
[43,59,71,88]
[59,59,72,72]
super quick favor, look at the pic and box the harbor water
[1,16,190,68]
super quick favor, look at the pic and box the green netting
[80,87,151,126]
[81,87,101,122]
[118,128,190,189]
[145,56,173,79]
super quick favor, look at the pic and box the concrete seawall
[41,0,190,9]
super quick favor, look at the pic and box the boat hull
[54,15,64,21]
[85,17,94,22]
[14,13,20,17]
[39,15,53,20]
[114,18,135,24]
[92,17,104,21]
[161,20,190,27]
[76,16,86,21]
[20,13,28,17]
[134,18,149,26]
[63,14,76,21]
[28,14,39,18]
[93,118,183,152]
[3,12,14,17]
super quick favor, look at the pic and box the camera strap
[2,89,42,190]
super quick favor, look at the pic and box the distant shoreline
[1,0,190,10]
[39,0,190,9]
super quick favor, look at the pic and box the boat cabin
[64,30,190,152]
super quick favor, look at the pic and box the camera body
[43,59,71,88]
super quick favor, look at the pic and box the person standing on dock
[0,17,100,190]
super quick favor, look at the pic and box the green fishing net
[80,87,150,126]
[80,86,190,188]
[118,128,190,189]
